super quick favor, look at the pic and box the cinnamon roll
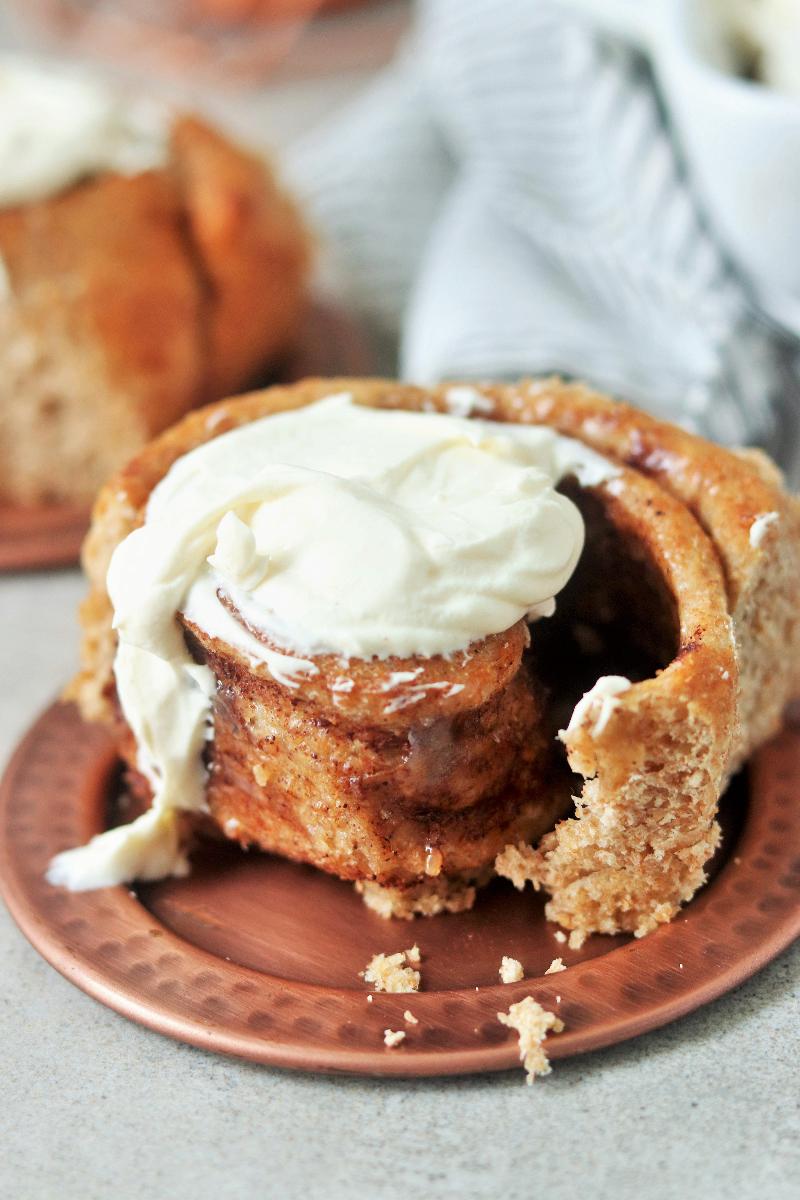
[58,378,800,941]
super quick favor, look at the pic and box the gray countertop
[1,573,799,1200]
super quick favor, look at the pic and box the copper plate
[0,300,373,574]
[0,503,90,573]
[1,701,799,1078]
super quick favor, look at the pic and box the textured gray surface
[1,570,799,1200]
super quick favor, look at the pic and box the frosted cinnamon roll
[58,378,800,940]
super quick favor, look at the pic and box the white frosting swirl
[48,393,618,890]
[0,56,168,209]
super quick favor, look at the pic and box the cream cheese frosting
[560,675,633,741]
[749,510,779,548]
[48,393,618,891]
[0,56,168,209]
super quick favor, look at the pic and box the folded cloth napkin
[287,0,789,447]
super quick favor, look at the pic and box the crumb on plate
[362,947,421,993]
[499,956,524,984]
[497,996,564,1083]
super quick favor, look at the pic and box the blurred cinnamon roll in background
[0,56,309,507]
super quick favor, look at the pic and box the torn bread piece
[494,843,540,892]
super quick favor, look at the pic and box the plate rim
[0,502,89,573]
[1,700,798,1078]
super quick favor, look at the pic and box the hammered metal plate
[1,701,798,1077]
[0,299,372,573]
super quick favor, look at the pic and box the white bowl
[568,0,800,334]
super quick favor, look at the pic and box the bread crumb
[362,948,421,993]
[568,929,587,951]
[497,996,564,1083]
[252,764,268,787]
[366,994,373,1003]
[383,1029,406,1048]
[499,956,524,984]
[494,842,540,891]
[553,930,567,944]
[555,994,561,1003]
[403,1010,418,1025]
[544,957,566,975]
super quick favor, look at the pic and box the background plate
[0,299,372,573]
[1,701,798,1078]
[0,503,90,573]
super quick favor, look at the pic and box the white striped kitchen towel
[287,0,785,446]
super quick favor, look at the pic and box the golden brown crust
[0,117,309,506]
[169,116,310,398]
[69,377,800,937]
[0,171,203,505]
